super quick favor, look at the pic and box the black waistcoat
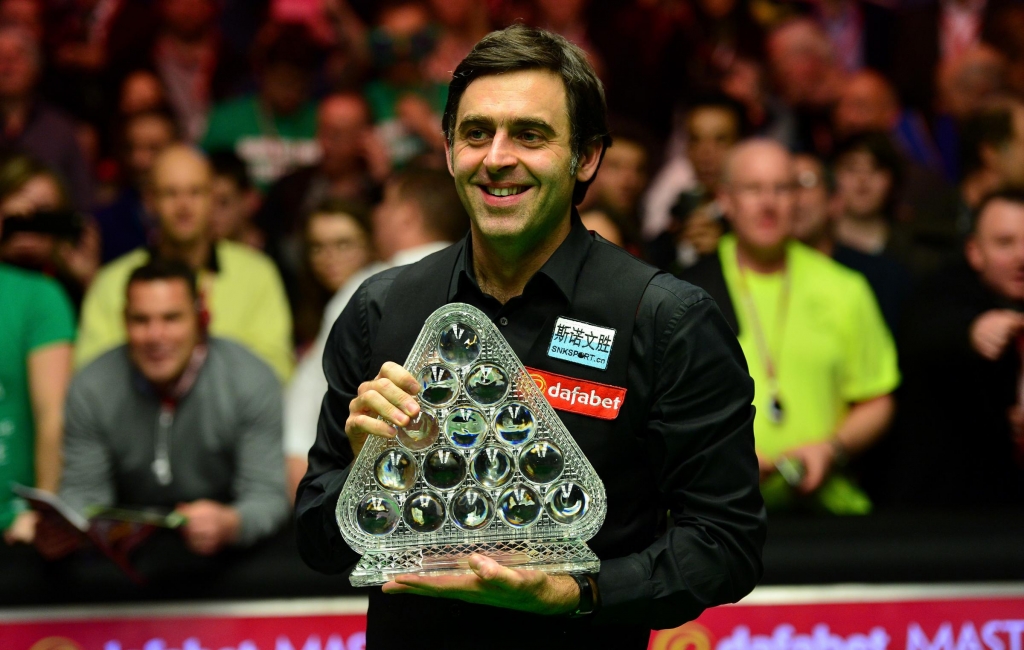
[364,238,661,650]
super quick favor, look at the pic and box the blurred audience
[201,23,321,190]
[792,152,911,335]
[292,197,373,349]
[423,0,490,83]
[887,191,1024,507]
[76,145,293,380]
[208,150,262,249]
[681,140,899,514]
[0,154,99,307]
[645,95,744,268]
[258,92,387,313]
[364,0,449,167]
[60,259,288,572]
[0,26,93,211]
[284,167,467,500]
[149,0,247,143]
[94,109,179,263]
[0,211,75,547]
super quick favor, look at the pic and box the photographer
[0,155,100,308]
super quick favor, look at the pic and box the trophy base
[349,539,601,587]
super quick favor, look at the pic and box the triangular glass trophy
[337,303,607,586]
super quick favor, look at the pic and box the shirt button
[499,317,509,326]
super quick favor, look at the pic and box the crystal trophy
[336,303,607,586]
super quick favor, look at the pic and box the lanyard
[735,251,791,423]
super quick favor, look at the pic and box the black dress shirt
[296,216,765,640]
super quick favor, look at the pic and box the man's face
[720,144,795,253]
[686,107,739,192]
[126,116,175,188]
[0,33,36,99]
[968,199,1024,301]
[834,149,892,219]
[791,154,832,244]
[262,63,311,116]
[150,153,213,246]
[209,176,251,241]
[833,73,898,138]
[126,279,200,387]
[318,97,368,176]
[446,69,600,249]
[594,139,647,216]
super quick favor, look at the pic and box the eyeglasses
[309,238,366,257]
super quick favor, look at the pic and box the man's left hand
[382,553,581,615]
[784,441,836,494]
[175,500,241,556]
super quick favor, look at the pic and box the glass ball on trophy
[445,407,488,449]
[336,303,607,586]
[451,486,493,530]
[423,447,466,490]
[396,411,439,451]
[375,449,417,491]
[519,440,564,484]
[470,446,513,488]
[498,484,542,528]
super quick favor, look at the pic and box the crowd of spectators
[2,0,1024,599]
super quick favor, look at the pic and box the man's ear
[575,139,605,183]
[445,139,455,177]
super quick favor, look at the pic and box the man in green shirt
[0,262,75,543]
[201,26,320,190]
[77,145,294,381]
[683,139,900,513]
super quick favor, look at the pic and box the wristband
[569,573,598,617]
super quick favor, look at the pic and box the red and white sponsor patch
[526,367,627,420]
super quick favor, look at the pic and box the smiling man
[296,26,765,650]
[60,259,288,569]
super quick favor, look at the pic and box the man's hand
[175,500,240,556]
[970,310,1024,361]
[783,441,837,494]
[346,361,421,456]
[4,510,39,545]
[382,553,581,615]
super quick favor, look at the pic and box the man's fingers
[355,389,413,427]
[379,361,422,395]
[346,413,398,440]
[374,377,420,418]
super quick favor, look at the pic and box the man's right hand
[970,310,1024,361]
[345,362,421,456]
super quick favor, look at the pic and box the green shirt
[0,265,75,529]
[75,242,294,381]
[718,235,900,513]
[201,95,319,190]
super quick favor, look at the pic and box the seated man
[887,190,1024,506]
[682,139,900,514]
[76,145,293,381]
[60,259,289,560]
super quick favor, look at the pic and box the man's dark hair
[961,102,1019,178]
[127,258,198,301]
[971,188,1024,233]
[685,93,750,139]
[442,25,610,205]
[390,166,470,242]
[308,197,373,237]
[209,149,252,192]
[831,131,905,220]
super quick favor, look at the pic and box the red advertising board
[2,585,1022,650]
